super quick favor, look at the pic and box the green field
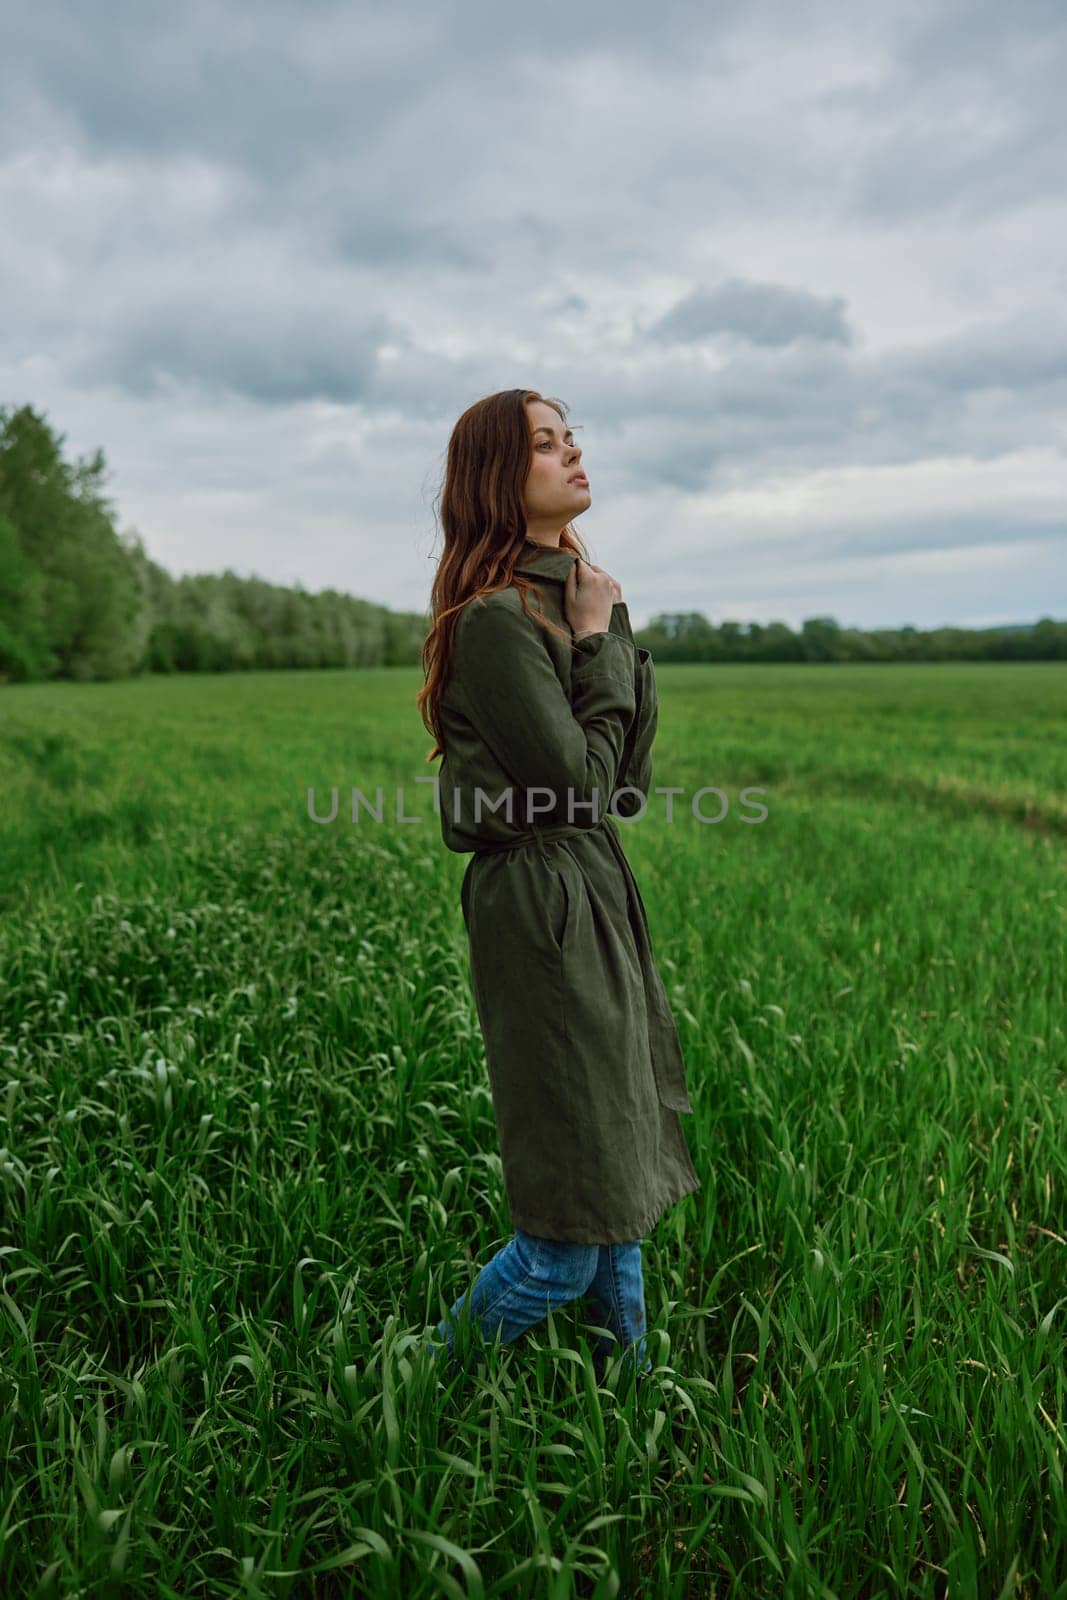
[1,663,1064,1598]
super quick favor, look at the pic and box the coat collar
[512,540,580,582]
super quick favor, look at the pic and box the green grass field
[1,663,1064,1598]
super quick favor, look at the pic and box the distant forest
[1,402,1063,685]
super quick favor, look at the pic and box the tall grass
[0,664,1064,1597]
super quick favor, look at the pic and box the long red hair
[418,388,591,762]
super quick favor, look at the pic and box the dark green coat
[437,539,700,1244]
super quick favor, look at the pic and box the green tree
[0,404,145,679]
[0,514,57,681]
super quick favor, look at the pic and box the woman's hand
[565,558,623,640]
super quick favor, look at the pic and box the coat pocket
[549,846,592,961]
[460,855,477,932]
[549,854,573,955]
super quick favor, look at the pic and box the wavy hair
[417,388,591,762]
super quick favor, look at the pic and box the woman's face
[523,399,590,541]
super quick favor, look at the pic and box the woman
[417,388,700,1384]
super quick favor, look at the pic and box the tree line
[0,402,1062,685]
[638,610,1067,663]
[0,404,427,683]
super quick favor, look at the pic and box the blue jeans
[428,1229,653,1379]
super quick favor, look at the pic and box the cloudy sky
[3,0,1065,631]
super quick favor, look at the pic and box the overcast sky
[3,0,1065,631]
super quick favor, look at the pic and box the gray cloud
[644,279,853,348]
[76,297,394,405]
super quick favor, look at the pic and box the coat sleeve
[604,602,658,818]
[451,595,637,816]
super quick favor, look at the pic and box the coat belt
[469,812,614,861]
